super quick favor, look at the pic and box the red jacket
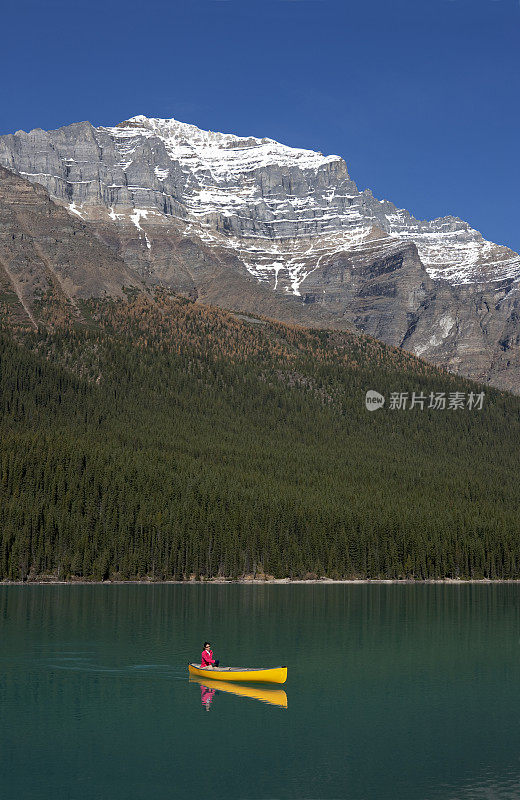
[201,648,215,667]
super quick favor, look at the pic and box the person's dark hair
[203,642,211,648]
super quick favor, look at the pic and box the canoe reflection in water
[190,677,288,710]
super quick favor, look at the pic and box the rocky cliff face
[0,166,145,329]
[1,115,520,391]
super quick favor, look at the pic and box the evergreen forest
[1,293,519,581]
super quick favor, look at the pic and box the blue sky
[1,0,518,251]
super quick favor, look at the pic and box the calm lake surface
[2,584,520,800]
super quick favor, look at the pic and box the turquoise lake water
[2,584,520,799]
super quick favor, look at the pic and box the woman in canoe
[201,642,219,669]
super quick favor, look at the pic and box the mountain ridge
[1,115,520,392]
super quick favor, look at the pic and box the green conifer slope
[1,294,519,581]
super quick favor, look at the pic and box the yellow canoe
[190,677,288,708]
[188,663,287,684]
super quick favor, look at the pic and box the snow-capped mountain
[1,115,520,392]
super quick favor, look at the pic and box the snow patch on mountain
[130,208,152,249]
